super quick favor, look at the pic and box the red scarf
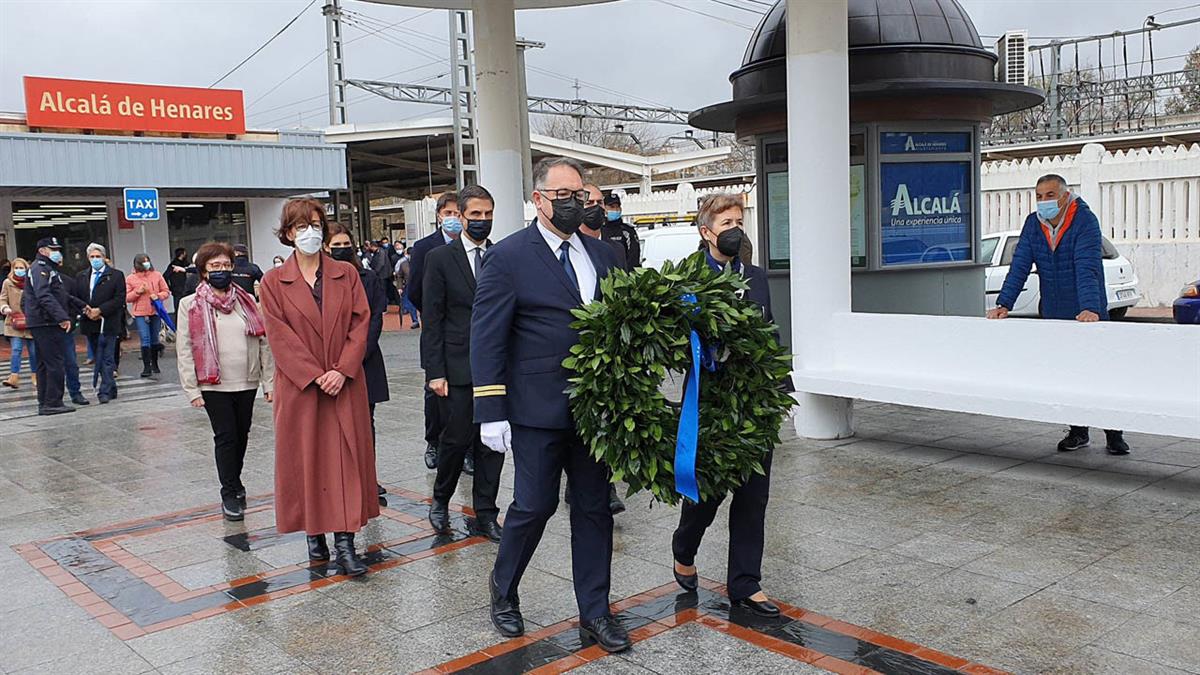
[8,273,25,290]
[188,282,266,385]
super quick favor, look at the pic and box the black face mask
[329,246,357,264]
[466,219,493,242]
[714,228,744,259]
[546,196,584,236]
[207,270,233,290]
[582,204,605,231]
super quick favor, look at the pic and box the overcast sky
[1,0,1196,137]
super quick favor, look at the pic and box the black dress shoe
[1106,431,1131,455]
[579,614,631,653]
[38,405,76,416]
[424,443,439,470]
[490,572,524,637]
[70,394,90,405]
[333,532,367,577]
[673,562,698,592]
[463,452,475,476]
[476,519,503,543]
[236,489,247,508]
[428,500,451,533]
[98,396,111,404]
[221,498,244,522]
[608,485,626,515]
[733,596,780,617]
[307,534,330,561]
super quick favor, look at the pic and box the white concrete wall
[982,142,1200,306]
[248,198,291,270]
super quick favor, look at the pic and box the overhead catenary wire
[650,0,756,30]
[210,0,319,88]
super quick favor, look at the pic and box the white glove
[480,420,512,454]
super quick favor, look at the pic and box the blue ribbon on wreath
[675,293,717,503]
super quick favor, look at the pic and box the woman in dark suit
[259,198,378,577]
[73,243,125,403]
[671,193,782,617]
[325,223,390,505]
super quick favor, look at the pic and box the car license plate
[1117,289,1136,300]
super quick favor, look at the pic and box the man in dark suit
[472,157,629,653]
[411,191,461,471]
[421,185,504,543]
[73,243,125,404]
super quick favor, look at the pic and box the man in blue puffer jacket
[986,173,1130,456]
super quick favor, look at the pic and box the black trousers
[433,385,503,523]
[1070,426,1123,436]
[672,450,773,601]
[423,386,444,446]
[30,326,66,409]
[493,424,613,621]
[201,389,257,501]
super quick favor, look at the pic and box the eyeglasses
[293,222,323,233]
[537,189,589,202]
[205,263,234,271]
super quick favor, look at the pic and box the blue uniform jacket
[22,255,71,328]
[470,222,620,430]
[997,197,1108,321]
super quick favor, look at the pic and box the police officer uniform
[231,245,263,298]
[22,237,75,415]
[600,194,641,271]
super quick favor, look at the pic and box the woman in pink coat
[259,198,378,577]
[125,253,170,378]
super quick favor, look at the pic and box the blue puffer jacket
[997,196,1108,320]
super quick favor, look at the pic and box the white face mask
[294,228,323,255]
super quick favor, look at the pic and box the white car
[982,230,1141,319]
[638,226,703,270]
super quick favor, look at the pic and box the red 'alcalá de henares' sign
[24,76,246,135]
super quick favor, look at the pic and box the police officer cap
[603,193,622,206]
[233,244,249,255]
[36,236,63,250]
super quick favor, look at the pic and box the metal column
[449,9,478,188]
[516,37,544,198]
[324,0,348,126]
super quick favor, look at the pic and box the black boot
[333,532,367,577]
[139,347,152,378]
[150,344,161,374]
[307,534,330,561]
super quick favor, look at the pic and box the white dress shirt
[536,220,597,304]
[461,235,487,279]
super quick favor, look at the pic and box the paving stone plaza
[0,331,1197,674]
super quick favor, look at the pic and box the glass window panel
[12,202,110,277]
[167,201,248,258]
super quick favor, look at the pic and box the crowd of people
[0,156,1130,653]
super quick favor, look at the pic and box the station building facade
[0,77,346,300]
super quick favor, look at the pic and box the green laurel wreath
[564,252,795,506]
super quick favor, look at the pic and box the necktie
[558,241,579,292]
[473,247,483,278]
[92,270,101,296]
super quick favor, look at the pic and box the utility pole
[324,0,347,126]
[1048,41,1063,139]
[516,37,544,197]
[572,78,584,143]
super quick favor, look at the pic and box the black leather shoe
[333,532,367,577]
[424,443,438,470]
[236,489,247,508]
[70,394,90,406]
[1057,430,1090,452]
[673,562,698,592]
[490,572,524,637]
[608,485,626,515]
[579,614,631,653]
[476,519,503,543]
[307,534,330,561]
[733,596,780,617]
[1106,431,1131,455]
[98,395,111,404]
[463,452,475,476]
[37,405,76,416]
[428,500,451,533]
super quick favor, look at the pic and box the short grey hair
[532,157,585,190]
[86,242,106,256]
[1036,173,1068,190]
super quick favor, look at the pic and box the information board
[880,132,971,155]
[849,164,866,268]
[880,162,971,266]
[767,172,790,269]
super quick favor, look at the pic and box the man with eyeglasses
[472,157,629,653]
